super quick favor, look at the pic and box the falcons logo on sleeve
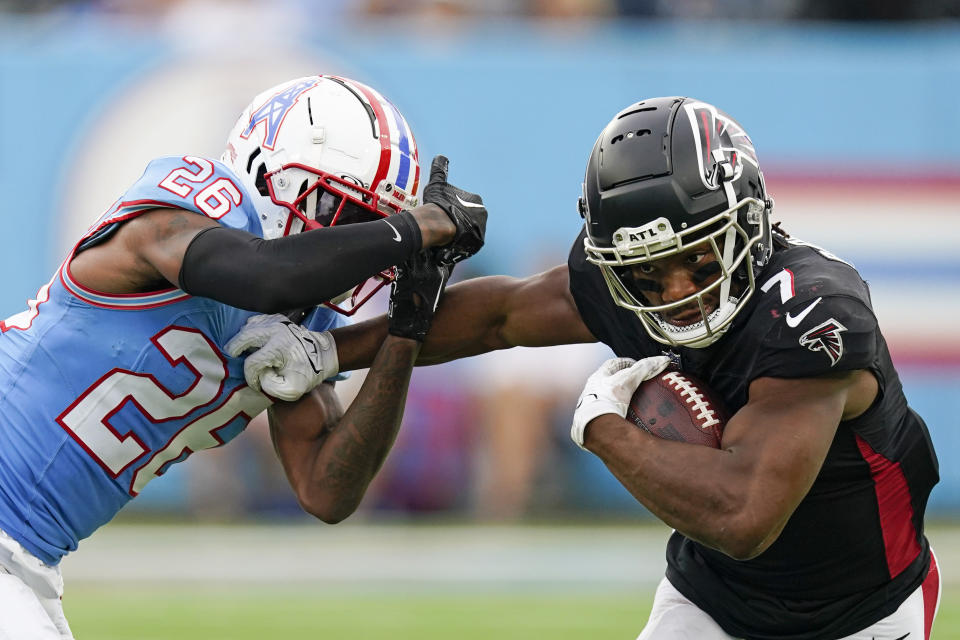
[799,318,847,366]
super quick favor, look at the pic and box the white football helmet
[222,75,421,314]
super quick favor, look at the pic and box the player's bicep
[723,373,856,539]
[499,265,596,347]
[131,208,221,286]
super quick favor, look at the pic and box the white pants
[0,529,73,640]
[638,550,941,640]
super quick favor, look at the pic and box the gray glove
[225,314,338,401]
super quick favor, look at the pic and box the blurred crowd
[1,0,958,21]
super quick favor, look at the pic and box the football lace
[662,372,721,430]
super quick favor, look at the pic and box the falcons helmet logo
[683,101,760,191]
[799,318,847,366]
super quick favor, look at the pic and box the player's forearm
[417,270,597,362]
[415,277,520,363]
[333,278,513,371]
[584,415,782,560]
[334,271,592,371]
[331,318,391,372]
[180,216,422,313]
[279,336,418,524]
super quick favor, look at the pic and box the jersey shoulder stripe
[59,262,189,309]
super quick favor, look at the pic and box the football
[625,370,729,448]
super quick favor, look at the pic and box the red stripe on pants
[923,549,940,640]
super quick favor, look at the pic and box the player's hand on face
[225,314,339,402]
[422,155,487,266]
[570,355,671,449]
[388,249,451,343]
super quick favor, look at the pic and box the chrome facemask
[584,197,766,348]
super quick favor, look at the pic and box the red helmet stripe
[701,110,711,160]
[344,78,392,191]
[411,158,421,196]
[408,119,420,195]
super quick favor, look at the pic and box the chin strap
[712,150,739,335]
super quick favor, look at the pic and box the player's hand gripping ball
[626,370,729,448]
[571,355,671,448]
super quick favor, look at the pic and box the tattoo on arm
[322,339,415,502]
[271,337,419,520]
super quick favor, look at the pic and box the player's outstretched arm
[68,204,460,313]
[73,154,485,313]
[334,264,598,372]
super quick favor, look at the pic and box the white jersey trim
[59,261,190,310]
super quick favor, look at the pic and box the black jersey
[568,229,939,640]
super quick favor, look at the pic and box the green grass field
[64,586,960,639]
[64,589,651,640]
[58,523,960,639]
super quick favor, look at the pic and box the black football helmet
[580,97,773,348]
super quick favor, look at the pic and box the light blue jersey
[0,156,346,565]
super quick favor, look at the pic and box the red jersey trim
[855,434,922,579]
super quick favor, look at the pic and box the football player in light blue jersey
[0,75,486,639]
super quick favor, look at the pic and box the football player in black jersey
[235,97,941,640]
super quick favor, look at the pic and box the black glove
[422,155,487,266]
[388,250,451,342]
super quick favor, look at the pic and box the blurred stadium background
[1,0,959,637]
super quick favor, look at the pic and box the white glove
[571,355,671,449]
[225,314,339,402]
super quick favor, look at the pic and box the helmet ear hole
[253,162,270,197]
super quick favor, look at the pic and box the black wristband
[179,212,422,312]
